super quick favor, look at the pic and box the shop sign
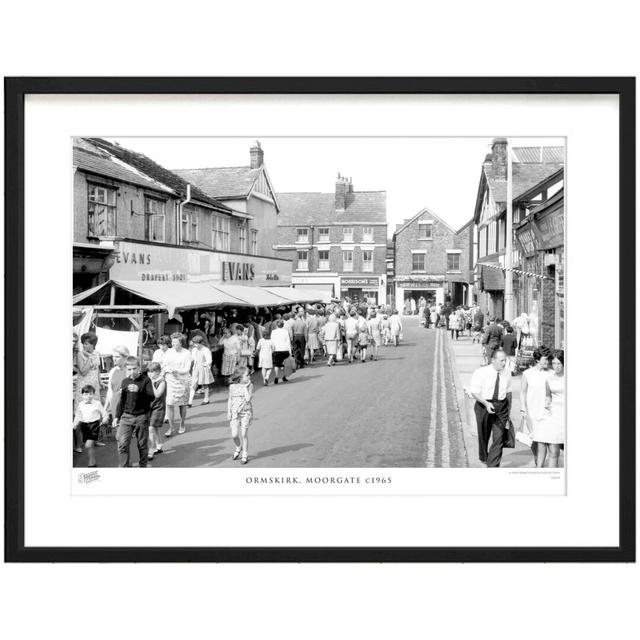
[341,277,379,287]
[396,280,442,289]
[515,225,537,256]
[221,261,255,281]
[536,210,564,249]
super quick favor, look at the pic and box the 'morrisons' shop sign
[110,241,291,286]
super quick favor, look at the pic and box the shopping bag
[503,418,515,448]
[283,355,297,378]
[515,415,533,447]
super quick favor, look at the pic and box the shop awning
[213,284,291,307]
[73,279,255,317]
[262,286,333,304]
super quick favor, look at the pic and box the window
[342,227,353,242]
[297,250,308,271]
[87,184,117,236]
[479,226,487,258]
[363,250,373,272]
[498,218,506,250]
[362,226,373,242]
[144,197,165,242]
[418,222,433,239]
[342,250,353,271]
[296,228,309,244]
[412,253,426,271]
[318,249,330,270]
[212,215,230,251]
[447,253,461,272]
[488,220,497,254]
[250,229,258,255]
[239,224,247,253]
[181,208,198,243]
[318,227,330,243]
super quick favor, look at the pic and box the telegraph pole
[504,138,514,321]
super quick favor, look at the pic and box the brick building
[392,207,473,312]
[472,138,564,320]
[73,137,291,296]
[275,176,387,302]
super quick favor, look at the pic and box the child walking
[73,384,108,467]
[227,367,254,465]
[189,334,214,406]
[256,329,275,385]
[146,362,166,461]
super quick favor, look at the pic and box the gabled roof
[80,138,233,213]
[174,166,261,200]
[393,206,455,238]
[276,191,386,226]
[485,161,564,205]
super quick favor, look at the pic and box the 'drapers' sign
[222,261,255,281]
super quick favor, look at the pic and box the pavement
[73,318,469,468]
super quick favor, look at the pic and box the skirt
[307,332,320,351]
[221,352,239,376]
[258,348,273,369]
[325,340,337,355]
[166,373,191,406]
[370,330,382,346]
[192,363,214,386]
[273,350,289,368]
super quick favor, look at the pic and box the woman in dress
[188,334,214,406]
[306,309,320,363]
[237,325,256,372]
[366,310,382,361]
[316,309,327,357]
[321,314,340,366]
[104,345,130,425]
[163,332,192,436]
[532,350,565,467]
[270,319,293,383]
[519,347,551,457]
[219,326,241,383]
[389,310,403,347]
[256,328,275,385]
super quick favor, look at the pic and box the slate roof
[173,166,261,200]
[276,191,386,226]
[485,161,564,205]
[78,138,232,213]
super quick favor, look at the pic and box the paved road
[74,318,469,468]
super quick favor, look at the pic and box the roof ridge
[174,165,254,171]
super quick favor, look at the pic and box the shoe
[274,378,279,384]
[201,400,210,405]
[74,447,83,453]
[187,404,192,408]
[88,464,97,468]
[165,430,173,438]
[178,427,186,434]
[232,448,242,460]
[148,453,154,461]
[241,454,248,465]
[154,447,163,455]
[95,441,106,447]
[282,377,288,383]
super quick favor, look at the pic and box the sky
[107,136,564,236]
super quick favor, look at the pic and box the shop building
[393,207,472,313]
[472,138,564,320]
[275,176,387,303]
[174,141,280,259]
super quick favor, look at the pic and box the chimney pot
[250,141,264,169]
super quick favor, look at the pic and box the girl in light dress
[220,327,241,382]
[256,329,275,385]
[366,311,382,361]
[188,335,214,406]
[237,325,256,372]
[532,350,565,468]
[227,367,254,465]
[380,314,391,346]
[163,333,192,436]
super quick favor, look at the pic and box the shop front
[394,276,445,314]
[339,276,384,305]
[291,273,340,301]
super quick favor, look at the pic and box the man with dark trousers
[481,317,504,363]
[469,349,513,467]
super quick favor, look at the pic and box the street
[74,317,471,468]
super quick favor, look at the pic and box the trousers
[117,413,149,468]
[474,399,509,467]
[293,335,306,367]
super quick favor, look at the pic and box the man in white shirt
[468,349,513,467]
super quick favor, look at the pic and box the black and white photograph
[71,135,565,472]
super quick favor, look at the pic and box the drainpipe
[177,184,192,244]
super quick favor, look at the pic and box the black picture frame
[4,76,635,563]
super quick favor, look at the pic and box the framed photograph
[5,77,635,562]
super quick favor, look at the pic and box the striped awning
[477,262,551,280]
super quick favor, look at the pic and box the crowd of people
[72,298,402,468]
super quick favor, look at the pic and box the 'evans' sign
[222,261,255,281]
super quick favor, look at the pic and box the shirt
[292,317,308,337]
[270,327,292,352]
[149,377,166,413]
[344,317,358,336]
[74,399,106,423]
[469,365,513,400]
[115,373,155,418]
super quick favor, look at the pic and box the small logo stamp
[77,470,101,484]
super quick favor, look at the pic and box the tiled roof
[74,139,175,195]
[81,138,232,212]
[174,166,260,200]
[276,191,386,226]
[485,162,564,205]
[512,146,564,163]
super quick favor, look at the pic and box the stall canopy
[262,286,333,304]
[73,280,330,317]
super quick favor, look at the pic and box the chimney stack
[250,141,264,169]
[335,173,351,210]
[491,137,508,181]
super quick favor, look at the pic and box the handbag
[515,415,533,447]
[283,355,297,377]
[240,347,253,357]
[503,418,516,448]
